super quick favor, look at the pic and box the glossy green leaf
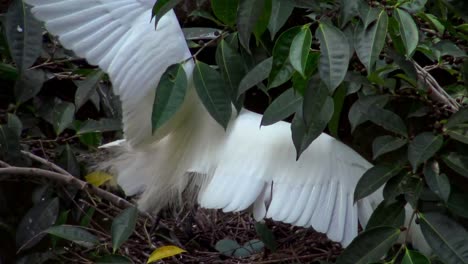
[316,22,350,92]
[442,152,468,178]
[237,0,265,51]
[400,0,428,13]
[292,83,334,158]
[354,11,388,73]
[152,0,183,28]
[366,200,406,230]
[447,190,468,219]
[340,0,359,27]
[354,165,402,202]
[255,222,277,251]
[216,40,246,102]
[328,84,347,137]
[7,113,22,137]
[372,135,407,160]
[267,0,295,40]
[290,25,312,77]
[336,227,401,264]
[394,8,419,57]
[402,248,430,264]
[269,26,301,88]
[408,132,443,172]
[419,212,468,264]
[211,0,239,26]
[423,161,450,202]
[14,69,46,104]
[445,108,468,144]
[0,125,22,164]
[111,206,138,253]
[238,57,272,96]
[52,102,76,135]
[348,94,389,131]
[291,52,320,94]
[46,225,98,248]
[5,0,42,73]
[253,0,272,40]
[74,70,104,111]
[193,61,232,130]
[358,1,380,28]
[0,62,19,80]
[262,89,302,126]
[16,198,59,251]
[58,144,80,176]
[151,63,188,132]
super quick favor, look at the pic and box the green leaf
[95,255,132,264]
[253,0,272,40]
[292,83,334,158]
[290,25,312,77]
[419,212,468,264]
[74,70,104,111]
[336,226,401,264]
[348,94,389,131]
[7,113,22,137]
[111,206,138,253]
[328,84,347,137]
[15,69,46,104]
[216,40,246,103]
[423,161,450,202]
[354,11,388,73]
[5,0,42,73]
[366,201,406,230]
[447,190,468,219]
[78,118,121,134]
[80,207,95,227]
[152,0,183,28]
[58,144,80,176]
[262,89,302,126]
[0,62,19,80]
[211,0,239,26]
[46,225,98,248]
[237,0,265,51]
[193,61,232,130]
[316,22,350,92]
[0,125,21,164]
[52,102,76,135]
[292,52,320,94]
[408,132,443,173]
[151,63,188,132]
[445,108,468,144]
[340,0,359,27]
[394,8,419,57]
[358,1,381,28]
[442,152,468,178]
[267,0,295,40]
[400,0,428,13]
[268,26,301,89]
[402,248,430,264]
[354,165,402,202]
[255,222,277,251]
[238,57,272,96]
[16,198,59,251]
[372,135,407,160]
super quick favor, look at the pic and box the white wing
[25,0,194,148]
[199,110,380,246]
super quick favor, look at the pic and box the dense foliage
[0,0,467,263]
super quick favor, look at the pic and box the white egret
[25,0,428,249]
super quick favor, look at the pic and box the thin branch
[0,161,10,167]
[411,60,460,112]
[0,166,134,209]
[21,150,72,176]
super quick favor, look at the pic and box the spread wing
[198,110,379,246]
[26,0,194,148]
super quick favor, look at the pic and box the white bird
[25,0,428,249]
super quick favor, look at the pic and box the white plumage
[26,0,427,249]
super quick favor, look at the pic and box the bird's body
[26,0,428,249]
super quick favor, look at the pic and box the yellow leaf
[84,171,113,187]
[147,245,186,263]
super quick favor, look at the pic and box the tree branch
[21,150,72,176]
[0,166,134,209]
